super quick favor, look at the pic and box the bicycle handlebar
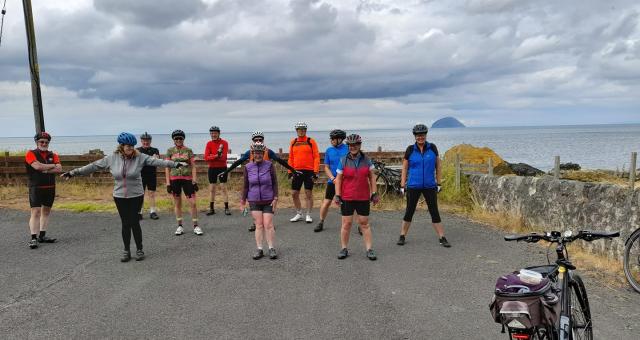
[504,230,619,244]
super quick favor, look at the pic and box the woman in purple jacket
[240,142,279,260]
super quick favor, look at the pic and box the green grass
[1,149,29,157]
[55,201,117,213]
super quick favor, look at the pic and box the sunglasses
[37,140,49,145]
[173,137,184,141]
[348,143,361,147]
[252,138,264,142]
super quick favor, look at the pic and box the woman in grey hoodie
[62,132,186,262]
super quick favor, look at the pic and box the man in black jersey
[137,132,160,220]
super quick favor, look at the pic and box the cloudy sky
[1,0,639,136]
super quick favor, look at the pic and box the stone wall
[468,174,639,260]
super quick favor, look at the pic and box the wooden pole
[631,152,637,190]
[377,146,382,152]
[488,158,494,176]
[455,153,461,191]
[22,0,45,133]
[554,156,560,179]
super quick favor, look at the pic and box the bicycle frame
[553,242,572,340]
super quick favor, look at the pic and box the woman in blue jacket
[397,124,451,248]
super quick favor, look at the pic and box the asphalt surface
[1,207,638,339]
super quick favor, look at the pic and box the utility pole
[22,0,45,133]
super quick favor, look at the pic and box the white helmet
[294,122,308,130]
[251,131,264,140]
[250,141,266,152]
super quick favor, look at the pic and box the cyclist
[397,124,450,248]
[288,122,320,224]
[333,134,379,261]
[240,142,279,260]
[62,132,185,262]
[204,126,231,216]
[136,132,160,220]
[315,129,348,232]
[219,131,300,231]
[165,130,203,236]
[25,131,62,249]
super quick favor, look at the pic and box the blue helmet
[117,132,137,146]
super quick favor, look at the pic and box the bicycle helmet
[294,122,308,130]
[251,131,264,140]
[329,129,346,140]
[412,124,428,135]
[171,129,186,139]
[345,134,362,145]
[209,126,220,132]
[34,131,52,141]
[250,141,266,152]
[117,132,137,146]
[140,132,152,140]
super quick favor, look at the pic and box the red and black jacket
[25,149,56,188]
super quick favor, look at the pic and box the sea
[1,124,639,171]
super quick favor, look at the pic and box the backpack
[291,137,314,152]
[489,268,560,330]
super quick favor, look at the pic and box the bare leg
[29,208,41,235]
[148,191,156,212]
[220,183,229,203]
[209,184,216,205]
[252,211,264,248]
[432,222,445,237]
[39,206,52,232]
[400,220,411,236]
[292,190,301,211]
[340,216,353,249]
[263,213,275,248]
[304,189,313,215]
[189,197,198,223]
[358,215,372,250]
[174,196,183,223]
[319,199,331,221]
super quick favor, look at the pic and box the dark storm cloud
[93,0,207,28]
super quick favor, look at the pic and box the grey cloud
[93,0,206,28]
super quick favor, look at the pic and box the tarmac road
[1,208,638,339]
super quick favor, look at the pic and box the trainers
[135,250,145,261]
[120,251,131,262]
[314,221,324,232]
[28,239,38,249]
[305,215,313,223]
[290,213,303,222]
[253,249,264,260]
[439,237,451,248]
[205,209,215,216]
[138,213,143,221]
[224,208,231,216]
[149,212,159,220]
[175,226,184,236]
[193,226,203,235]
[338,248,349,259]
[269,248,278,259]
[367,249,377,261]
[38,236,57,243]
[248,223,256,232]
[397,235,406,246]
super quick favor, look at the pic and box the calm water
[1,125,638,171]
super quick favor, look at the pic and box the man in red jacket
[204,126,231,215]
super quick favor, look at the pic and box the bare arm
[30,161,57,172]
[43,163,63,174]
[369,169,377,194]
[323,164,334,181]
[334,173,343,197]
[191,157,197,182]
[165,167,171,186]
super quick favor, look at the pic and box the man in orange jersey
[288,122,320,224]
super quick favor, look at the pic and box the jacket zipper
[122,157,128,198]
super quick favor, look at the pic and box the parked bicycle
[372,160,402,197]
[623,227,640,293]
[491,230,619,340]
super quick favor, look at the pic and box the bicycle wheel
[568,274,593,340]
[623,229,640,293]
[375,173,389,197]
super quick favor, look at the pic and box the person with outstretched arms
[62,133,185,262]
[396,124,450,248]
[25,132,63,249]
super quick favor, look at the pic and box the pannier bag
[489,270,560,330]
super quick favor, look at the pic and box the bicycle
[497,230,619,340]
[372,160,402,197]
[623,227,640,293]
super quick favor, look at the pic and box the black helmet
[140,132,152,140]
[345,134,362,145]
[412,124,428,135]
[171,129,186,139]
[209,126,220,132]
[329,129,346,140]
[34,131,52,141]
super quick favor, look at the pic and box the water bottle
[217,144,223,157]
[242,206,249,216]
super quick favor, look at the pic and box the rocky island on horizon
[432,117,466,128]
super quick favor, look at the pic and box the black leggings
[114,196,145,252]
[403,188,442,223]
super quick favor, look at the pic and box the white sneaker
[290,213,303,222]
[175,226,184,236]
[193,226,203,235]
[305,215,313,223]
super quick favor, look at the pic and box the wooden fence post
[631,152,637,190]
[377,146,382,152]
[4,151,9,179]
[488,158,494,176]
[554,156,560,179]
[455,153,461,191]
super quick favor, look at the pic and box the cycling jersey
[336,152,374,201]
[323,143,348,184]
[405,143,439,189]
[165,146,195,180]
[204,139,229,168]
[288,136,320,173]
[25,150,60,188]
[136,146,160,174]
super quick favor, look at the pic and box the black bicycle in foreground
[493,230,619,340]
[623,227,640,293]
